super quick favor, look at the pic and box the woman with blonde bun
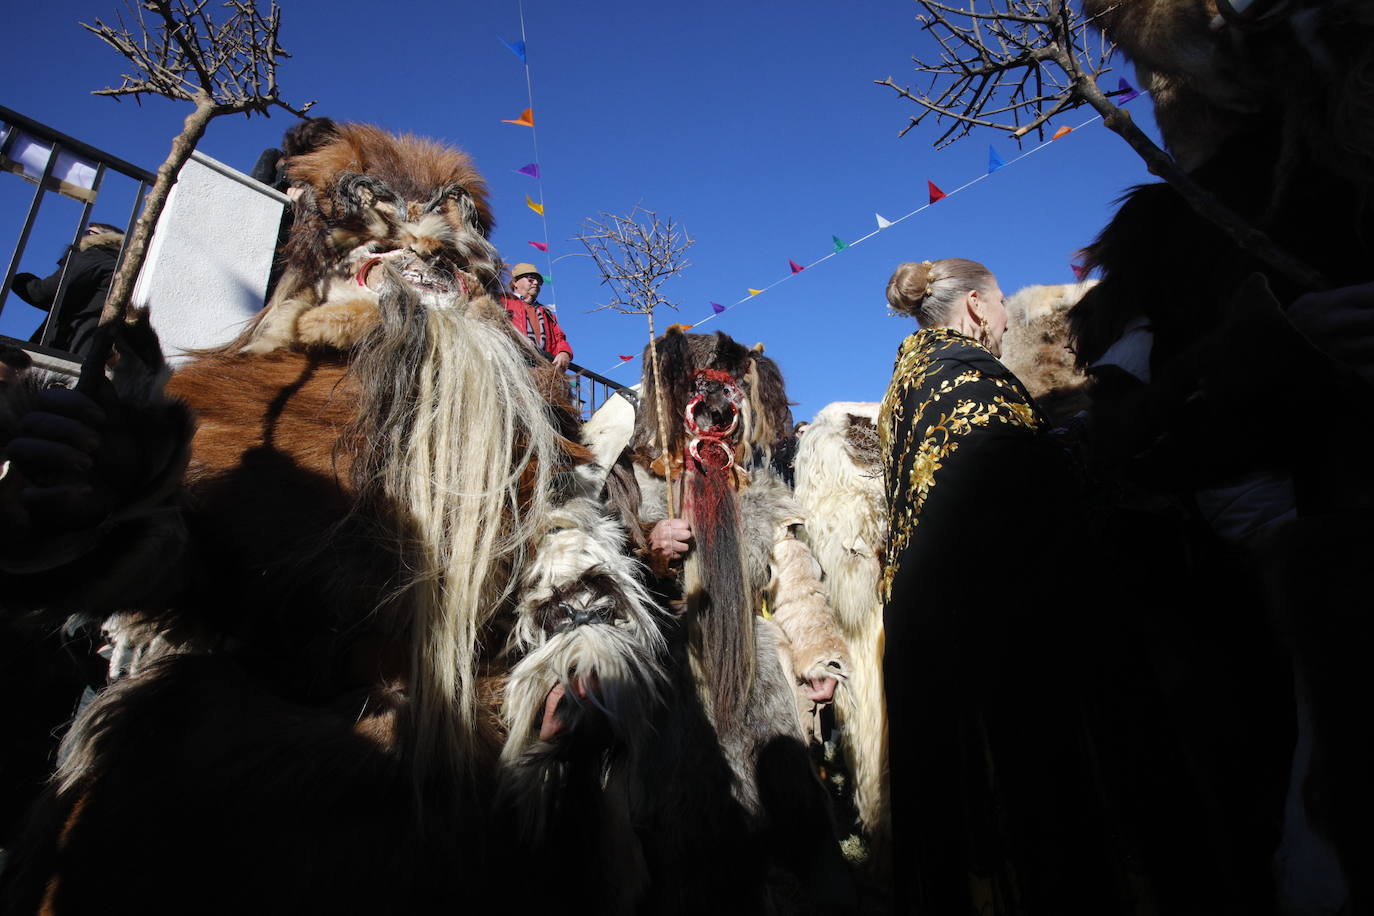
[880,258,1123,914]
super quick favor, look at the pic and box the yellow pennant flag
[526,195,544,216]
[748,288,763,296]
[502,108,535,127]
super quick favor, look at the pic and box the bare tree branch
[878,0,1326,289]
[80,0,316,330]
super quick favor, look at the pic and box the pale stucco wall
[133,151,287,359]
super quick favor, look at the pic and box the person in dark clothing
[11,222,124,358]
[250,117,338,192]
[250,117,337,301]
[879,257,1142,915]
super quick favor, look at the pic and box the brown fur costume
[0,125,662,913]
[608,329,851,802]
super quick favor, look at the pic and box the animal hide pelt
[0,125,661,910]
[999,281,1095,425]
[794,402,889,848]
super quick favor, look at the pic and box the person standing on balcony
[11,222,124,359]
[502,262,572,370]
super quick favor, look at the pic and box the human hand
[553,351,571,371]
[649,517,692,565]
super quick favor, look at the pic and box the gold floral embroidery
[878,329,1042,601]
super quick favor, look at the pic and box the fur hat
[510,263,542,282]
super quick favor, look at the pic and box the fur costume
[603,329,851,810]
[999,282,1095,425]
[792,402,888,850]
[1083,0,1374,182]
[0,125,663,913]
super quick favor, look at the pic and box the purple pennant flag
[516,163,540,179]
[710,301,726,314]
[1116,78,1139,105]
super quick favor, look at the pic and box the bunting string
[501,0,555,293]
[599,90,1145,375]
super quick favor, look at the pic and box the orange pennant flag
[748,288,764,296]
[502,108,535,127]
[1052,125,1072,140]
[526,195,544,216]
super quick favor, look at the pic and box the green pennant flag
[832,235,848,252]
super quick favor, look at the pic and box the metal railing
[568,362,632,419]
[0,104,152,366]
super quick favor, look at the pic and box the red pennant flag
[928,181,947,204]
[789,259,805,274]
[618,354,635,361]
[528,241,549,252]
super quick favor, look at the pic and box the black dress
[880,328,1125,915]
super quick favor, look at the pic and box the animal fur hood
[77,229,125,253]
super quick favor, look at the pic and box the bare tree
[576,206,694,514]
[83,0,315,326]
[876,0,1325,289]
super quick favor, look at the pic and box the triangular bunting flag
[875,213,894,229]
[502,108,535,127]
[526,195,544,216]
[540,275,551,284]
[748,288,764,296]
[928,181,947,204]
[789,260,805,274]
[618,355,635,361]
[1052,125,1073,140]
[528,241,549,252]
[1116,78,1140,105]
[1071,263,1088,281]
[516,163,540,179]
[832,236,848,252]
[988,146,1006,173]
[500,38,527,64]
[710,302,726,314]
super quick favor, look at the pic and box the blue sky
[1,0,1159,419]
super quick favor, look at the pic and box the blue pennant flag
[501,38,527,64]
[1116,78,1140,105]
[988,145,1006,173]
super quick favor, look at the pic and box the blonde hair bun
[886,260,936,316]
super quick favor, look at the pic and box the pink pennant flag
[1071,263,1088,281]
[928,181,947,204]
[502,108,535,127]
[789,259,805,274]
[1052,125,1073,140]
[528,241,549,252]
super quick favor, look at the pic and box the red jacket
[502,296,572,361]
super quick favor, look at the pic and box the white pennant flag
[875,212,894,229]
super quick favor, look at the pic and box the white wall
[133,151,286,358]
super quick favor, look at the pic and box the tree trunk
[100,94,220,324]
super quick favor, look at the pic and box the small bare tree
[876,0,1324,289]
[576,206,694,514]
[83,0,315,326]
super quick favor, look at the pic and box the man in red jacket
[502,263,572,370]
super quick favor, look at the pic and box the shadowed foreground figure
[0,125,664,914]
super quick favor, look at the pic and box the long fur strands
[684,461,755,731]
[794,402,889,843]
[348,273,560,799]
